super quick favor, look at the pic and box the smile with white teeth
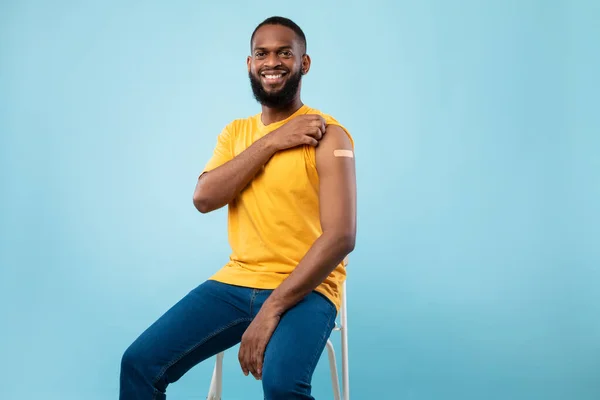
[261,72,286,83]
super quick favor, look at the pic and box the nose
[264,52,282,68]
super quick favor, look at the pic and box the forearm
[262,231,355,315]
[193,134,277,213]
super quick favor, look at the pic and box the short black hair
[250,16,307,53]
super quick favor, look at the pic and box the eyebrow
[253,46,293,52]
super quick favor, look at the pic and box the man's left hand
[238,307,281,380]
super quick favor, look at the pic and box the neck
[260,96,304,126]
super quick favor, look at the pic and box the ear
[247,55,252,73]
[301,53,311,75]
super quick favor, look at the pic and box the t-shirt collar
[257,104,310,131]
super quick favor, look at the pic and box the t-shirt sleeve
[202,124,234,174]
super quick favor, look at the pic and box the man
[120,16,356,400]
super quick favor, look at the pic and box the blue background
[1,1,598,399]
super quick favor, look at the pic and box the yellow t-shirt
[202,104,353,311]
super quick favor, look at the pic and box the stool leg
[207,352,224,400]
[326,339,342,400]
[341,285,350,400]
[341,328,349,400]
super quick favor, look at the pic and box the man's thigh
[124,280,253,390]
[261,292,337,398]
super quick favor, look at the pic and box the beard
[249,68,303,108]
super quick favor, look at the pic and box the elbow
[193,189,225,214]
[193,174,214,214]
[343,234,356,253]
[193,194,211,214]
[331,231,356,254]
[193,184,212,213]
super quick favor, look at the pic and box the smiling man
[120,16,356,400]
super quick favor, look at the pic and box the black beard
[249,69,302,108]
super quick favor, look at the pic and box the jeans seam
[150,317,253,391]
[249,289,258,315]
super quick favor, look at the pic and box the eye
[279,50,292,58]
[255,51,266,58]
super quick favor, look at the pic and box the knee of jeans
[262,372,308,399]
[121,343,137,370]
[121,341,149,376]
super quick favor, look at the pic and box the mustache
[258,68,289,74]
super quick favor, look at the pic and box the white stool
[206,268,350,400]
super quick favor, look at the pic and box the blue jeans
[119,280,337,399]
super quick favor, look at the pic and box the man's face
[247,24,309,108]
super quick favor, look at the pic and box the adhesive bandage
[333,149,354,158]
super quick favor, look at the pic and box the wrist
[262,296,286,317]
[262,131,281,154]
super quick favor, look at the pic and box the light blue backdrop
[1,1,598,399]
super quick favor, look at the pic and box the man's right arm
[193,114,326,214]
[193,134,278,213]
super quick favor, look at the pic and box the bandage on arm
[333,149,354,158]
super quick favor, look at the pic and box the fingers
[316,117,327,137]
[249,348,261,379]
[238,344,249,377]
[306,126,323,140]
[310,116,326,133]
[304,136,319,147]
[285,114,326,148]
[312,115,325,123]
[304,124,323,146]
[303,115,326,133]
[254,347,264,379]
[249,352,260,379]
[315,115,326,133]
[239,341,262,380]
[316,128,324,140]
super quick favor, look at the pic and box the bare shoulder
[318,124,353,149]
[316,124,355,173]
